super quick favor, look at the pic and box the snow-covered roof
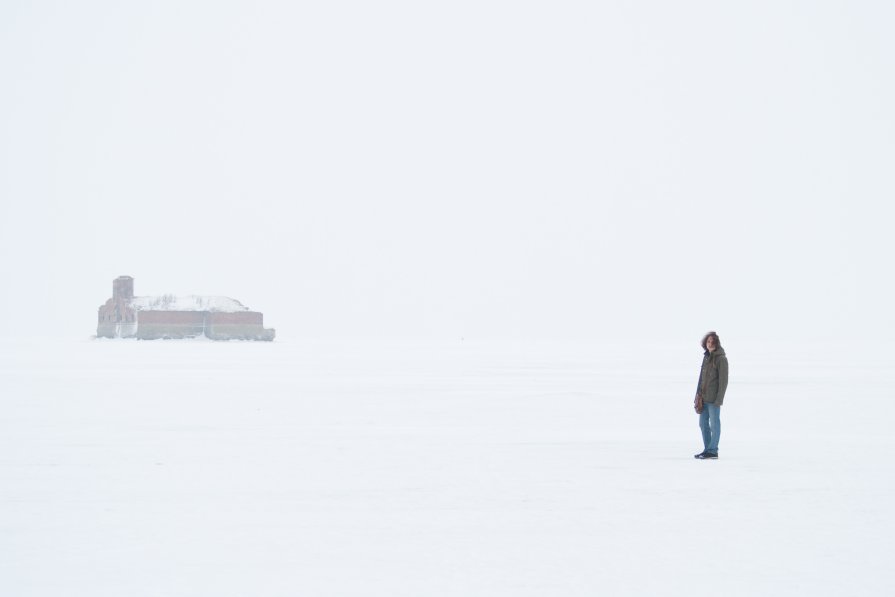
[129,295,249,313]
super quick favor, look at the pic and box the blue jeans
[699,403,721,454]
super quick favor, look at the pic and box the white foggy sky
[1,1,893,341]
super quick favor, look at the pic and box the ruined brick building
[97,276,275,340]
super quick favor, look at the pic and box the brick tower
[113,276,134,301]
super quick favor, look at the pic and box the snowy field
[1,337,893,597]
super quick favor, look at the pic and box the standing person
[694,331,728,459]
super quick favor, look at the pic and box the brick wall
[206,311,274,340]
[136,310,206,339]
[206,312,263,325]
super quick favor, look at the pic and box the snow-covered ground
[1,337,893,596]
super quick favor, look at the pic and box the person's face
[706,336,716,352]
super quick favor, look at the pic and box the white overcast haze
[3,4,895,596]
[1,0,893,342]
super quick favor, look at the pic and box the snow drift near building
[97,276,275,341]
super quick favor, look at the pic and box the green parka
[697,347,728,405]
